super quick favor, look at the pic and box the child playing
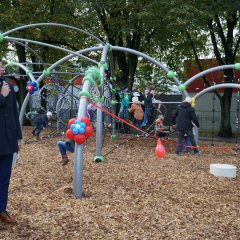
[154,115,168,139]
[118,87,130,119]
[57,139,75,166]
[128,96,144,128]
[32,111,52,140]
[26,108,44,122]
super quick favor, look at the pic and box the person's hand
[1,82,10,97]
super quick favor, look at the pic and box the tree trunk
[219,88,232,137]
[128,53,138,90]
[16,43,27,109]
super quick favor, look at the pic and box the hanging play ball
[75,134,86,145]
[155,138,166,158]
[178,84,186,91]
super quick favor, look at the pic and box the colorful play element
[178,84,186,91]
[0,33,4,42]
[210,163,237,178]
[167,71,175,78]
[66,117,93,145]
[234,63,240,71]
[93,155,104,163]
[155,138,166,158]
[26,80,39,94]
[111,135,117,140]
[191,97,196,108]
[43,69,51,77]
[110,100,117,106]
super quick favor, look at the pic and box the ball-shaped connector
[26,69,33,75]
[178,84,186,91]
[43,69,51,77]
[107,44,113,52]
[78,90,91,99]
[234,63,240,71]
[167,71,175,78]
[0,33,4,43]
[111,100,117,106]
[111,135,117,140]
[93,156,104,163]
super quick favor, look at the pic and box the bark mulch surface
[0,127,239,240]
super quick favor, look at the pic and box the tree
[83,0,155,90]
[0,0,93,107]
[148,0,240,137]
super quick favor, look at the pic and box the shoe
[194,151,200,155]
[141,123,147,127]
[32,130,36,136]
[36,135,41,141]
[0,211,17,225]
[61,156,69,166]
[62,159,69,166]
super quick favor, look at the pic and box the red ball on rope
[155,138,166,158]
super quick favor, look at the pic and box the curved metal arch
[5,62,36,82]
[194,83,240,99]
[10,40,44,64]
[3,22,105,45]
[5,36,98,65]
[32,45,185,94]
[19,45,189,129]
[184,64,236,86]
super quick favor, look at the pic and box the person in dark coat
[141,88,154,127]
[0,61,22,224]
[172,96,200,155]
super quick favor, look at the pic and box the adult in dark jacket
[0,62,22,224]
[141,88,154,127]
[172,97,200,155]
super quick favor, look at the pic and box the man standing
[0,61,22,224]
[172,96,200,155]
[141,88,154,127]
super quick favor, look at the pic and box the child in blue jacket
[32,111,52,140]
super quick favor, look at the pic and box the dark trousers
[136,119,142,129]
[33,124,43,135]
[176,129,198,154]
[0,154,13,213]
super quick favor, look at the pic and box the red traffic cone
[155,138,166,158]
